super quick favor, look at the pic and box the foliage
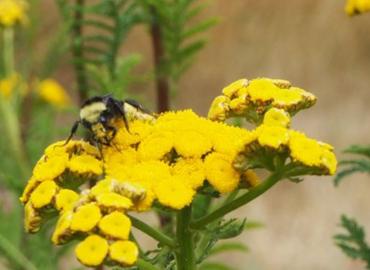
[334,215,370,269]
[334,145,370,186]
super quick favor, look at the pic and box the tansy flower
[172,158,205,189]
[207,95,230,121]
[52,210,73,245]
[222,78,249,98]
[174,130,212,158]
[137,131,174,160]
[24,202,41,233]
[98,212,131,240]
[132,189,155,212]
[154,176,195,209]
[256,125,289,149]
[263,108,290,127]
[20,176,40,203]
[90,179,114,197]
[289,131,322,167]
[272,88,303,108]
[55,189,79,211]
[345,0,370,15]
[229,96,248,114]
[269,78,291,89]
[204,152,240,193]
[246,78,277,103]
[109,240,139,266]
[243,170,260,187]
[68,154,103,176]
[30,180,58,208]
[32,154,68,181]
[321,150,337,175]
[37,79,70,108]
[96,192,133,212]
[70,203,102,232]
[75,235,108,267]
[0,0,27,27]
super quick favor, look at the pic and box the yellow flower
[113,120,154,148]
[269,78,291,89]
[137,131,174,160]
[272,88,302,107]
[30,180,58,208]
[96,192,133,212]
[263,108,290,128]
[246,78,277,103]
[52,210,73,245]
[0,0,27,27]
[109,240,139,266]
[207,95,230,121]
[256,125,289,149]
[20,176,40,203]
[70,203,102,232]
[222,78,248,98]
[55,189,79,211]
[75,235,108,267]
[289,131,322,167]
[68,154,103,176]
[24,202,41,233]
[32,154,68,181]
[154,175,195,210]
[98,211,131,240]
[37,79,70,108]
[90,179,114,197]
[172,158,205,189]
[229,95,248,114]
[204,152,240,193]
[321,149,337,175]
[174,130,212,158]
[243,170,260,187]
[345,0,370,15]
[0,73,21,98]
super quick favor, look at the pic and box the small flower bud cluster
[345,0,370,16]
[208,78,316,123]
[0,0,27,27]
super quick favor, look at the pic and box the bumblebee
[65,94,152,146]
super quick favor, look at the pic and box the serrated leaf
[182,17,218,40]
[344,145,370,158]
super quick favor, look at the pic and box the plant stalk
[190,172,283,230]
[176,206,196,270]
[137,258,161,270]
[128,214,176,248]
[150,7,170,113]
[3,28,14,76]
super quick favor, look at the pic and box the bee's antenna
[63,121,80,146]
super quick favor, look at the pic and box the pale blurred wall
[46,0,370,269]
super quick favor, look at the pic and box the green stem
[128,214,176,248]
[190,172,283,230]
[176,206,196,270]
[0,234,37,270]
[3,27,14,76]
[137,258,161,270]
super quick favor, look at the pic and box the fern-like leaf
[334,215,370,269]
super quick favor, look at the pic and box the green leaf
[182,17,218,40]
[344,145,370,158]
[210,242,249,256]
[334,215,370,269]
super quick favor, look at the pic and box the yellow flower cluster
[234,107,337,175]
[20,79,337,268]
[37,79,71,108]
[0,73,23,98]
[345,0,370,15]
[0,0,27,27]
[208,78,316,123]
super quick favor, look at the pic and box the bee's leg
[63,121,80,146]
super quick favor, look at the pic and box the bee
[65,94,152,147]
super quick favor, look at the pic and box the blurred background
[1,0,370,269]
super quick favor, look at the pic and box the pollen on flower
[75,235,108,267]
[137,131,174,160]
[98,211,131,240]
[109,240,139,266]
[32,154,68,181]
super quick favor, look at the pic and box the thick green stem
[190,172,283,230]
[128,214,176,248]
[176,206,196,270]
